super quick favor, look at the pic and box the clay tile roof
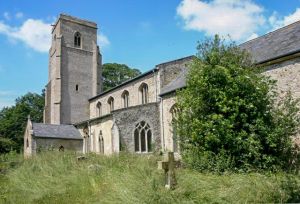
[32,123,82,140]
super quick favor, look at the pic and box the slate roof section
[240,20,300,64]
[32,123,82,140]
[160,69,187,96]
[161,21,300,95]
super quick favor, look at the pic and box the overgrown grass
[0,151,300,203]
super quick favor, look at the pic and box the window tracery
[134,121,152,153]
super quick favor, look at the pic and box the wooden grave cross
[157,152,180,189]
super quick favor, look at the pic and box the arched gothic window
[134,121,152,153]
[121,90,129,108]
[170,104,180,122]
[99,130,104,154]
[108,97,114,113]
[74,32,81,47]
[96,102,102,117]
[83,126,89,153]
[170,104,180,152]
[139,83,148,104]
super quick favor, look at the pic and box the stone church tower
[44,14,102,125]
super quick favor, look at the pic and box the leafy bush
[0,138,16,153]
[176,36,300,172]
[0,92,44,153]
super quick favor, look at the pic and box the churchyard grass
[0,151,299,203]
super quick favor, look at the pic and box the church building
[24,14,300,157]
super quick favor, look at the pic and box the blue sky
[0,0,300,108]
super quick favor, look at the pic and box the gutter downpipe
[88,121,91,153]
[160,96,165,152]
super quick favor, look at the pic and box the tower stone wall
[44,14,102,124]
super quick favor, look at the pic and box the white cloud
[0,90,17,109]
[0,90,15,96]
[0,99,14,109]
[0,19,51,52]
[176,0,265,41]
[0,16,110,52]
[15,12,24,19]
[97,32,110,48]
[3,12,10,20]
[246,33,258,41]
[269,8,300,30]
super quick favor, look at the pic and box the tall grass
[0,151,299,203]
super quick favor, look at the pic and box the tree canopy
[176,36,300,172]
[102,63,141,91]
[0,92,44,153]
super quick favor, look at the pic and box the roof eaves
[255,48,300,65]
[33,135,83,140]
[74,113,112,126]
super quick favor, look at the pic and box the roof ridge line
[240,20,300,46]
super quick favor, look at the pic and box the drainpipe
[153,68,158,102]
[160,96,165,152]
[89,121,92,152]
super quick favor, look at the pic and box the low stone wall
[34,138,83,152]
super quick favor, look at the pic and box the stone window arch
[83,126,89,153]
[26,138,29,148]
[99,130,104,154]
[74,32,81,47]
[170,104,179,121]
[121,90,129,108]
[108,96,114,113]
[96,102,102,117]
[134,121,152,153]
[139,83,148,104]
[170,104,180,152]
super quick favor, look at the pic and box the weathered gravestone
[157,152,180,189]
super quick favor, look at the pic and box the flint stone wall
[113,102,161,152]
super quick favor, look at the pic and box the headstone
[157,152,180,189]
[77,156,87,161]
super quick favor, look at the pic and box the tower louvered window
[74,32,81,47]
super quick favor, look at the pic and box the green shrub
[0,138,16,154]
[176,35,300,172]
